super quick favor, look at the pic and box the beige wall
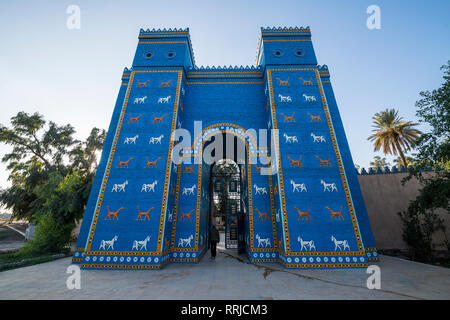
[358,172,449,251]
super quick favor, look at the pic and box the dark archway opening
[202,132,248,252]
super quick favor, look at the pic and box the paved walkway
[0,247,449,299]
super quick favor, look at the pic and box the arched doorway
[211,159,241,249]
[201,131,248,252]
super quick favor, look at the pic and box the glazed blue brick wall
[261,38,317,66]
[73,27,378,269]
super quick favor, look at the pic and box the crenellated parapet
[187,65,263,72]
[139,27,189,33]
[317,65,330,81]
[121,67,132,84]
[186,65,264,79]
[261,26,311,36]
[357,166,434,175]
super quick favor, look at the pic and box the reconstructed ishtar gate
[72,27,379,269]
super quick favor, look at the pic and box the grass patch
[0,229,18,241]
[430,257,450,268]
[0,251,70,272]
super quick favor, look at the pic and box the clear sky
[0,0,449,189]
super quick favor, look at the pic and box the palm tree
[368,109,421,168]
[369,156,390,169]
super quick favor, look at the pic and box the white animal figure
[157,95,171,104]
[255,234,271,248]
[182,184,197,195]
[303,93,316,102]
[290,179,307,192]
[178,235,194,248]
[149,134,164,144]
[283,133,299,143]
[181,86,185,96]
[253,184,268,195]
[111,180,128,192]
[134,96,147,104]
[132,236,151,251]
[311,133,326,143]
[297,236,316,251]
[124,134,139,144]
[98,235,118,250]
[275,208,281,223]
[278,94,292,103]
[141,180,158,192]
[320,179,338,192]
[167,210,173,222]
[331,235,350,251]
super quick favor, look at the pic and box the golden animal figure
[136,206,154,221]
[105,206,124,221]
[315,155,332,167]
[276,77,290,86]
[255,208,270,221]
[128,114,143,123]
[307,112,322,122]
[152,114,167,123]
[325,205,344,220]
[116,157,134,168]
[287,155,303,168]
[145,157,162,168]
[294,206,312,221]
[179,209,195,221]
[280,112,295,123]
[298,77,313,85]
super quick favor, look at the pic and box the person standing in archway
[210,225,220,261]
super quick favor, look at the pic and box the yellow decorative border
[263,39,311,42]
[186,81,264,85]
[187,74,263,78]
[138,41,188,44]
[170,156,183,250]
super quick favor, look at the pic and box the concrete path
[0,247,449,299]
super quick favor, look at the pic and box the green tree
[393,156,415,169]
[368,109,422,168]
[0,111,105,254]
[369,156,390,169]
[399,62,450,262]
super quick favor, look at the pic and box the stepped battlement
[139,27,190,34]
[187,65,263,72]
[261,26,311,34]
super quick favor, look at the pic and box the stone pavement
[1,244,449,300]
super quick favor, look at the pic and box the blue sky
[0,0,449,188]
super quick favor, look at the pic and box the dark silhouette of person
[210,225,220,260]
